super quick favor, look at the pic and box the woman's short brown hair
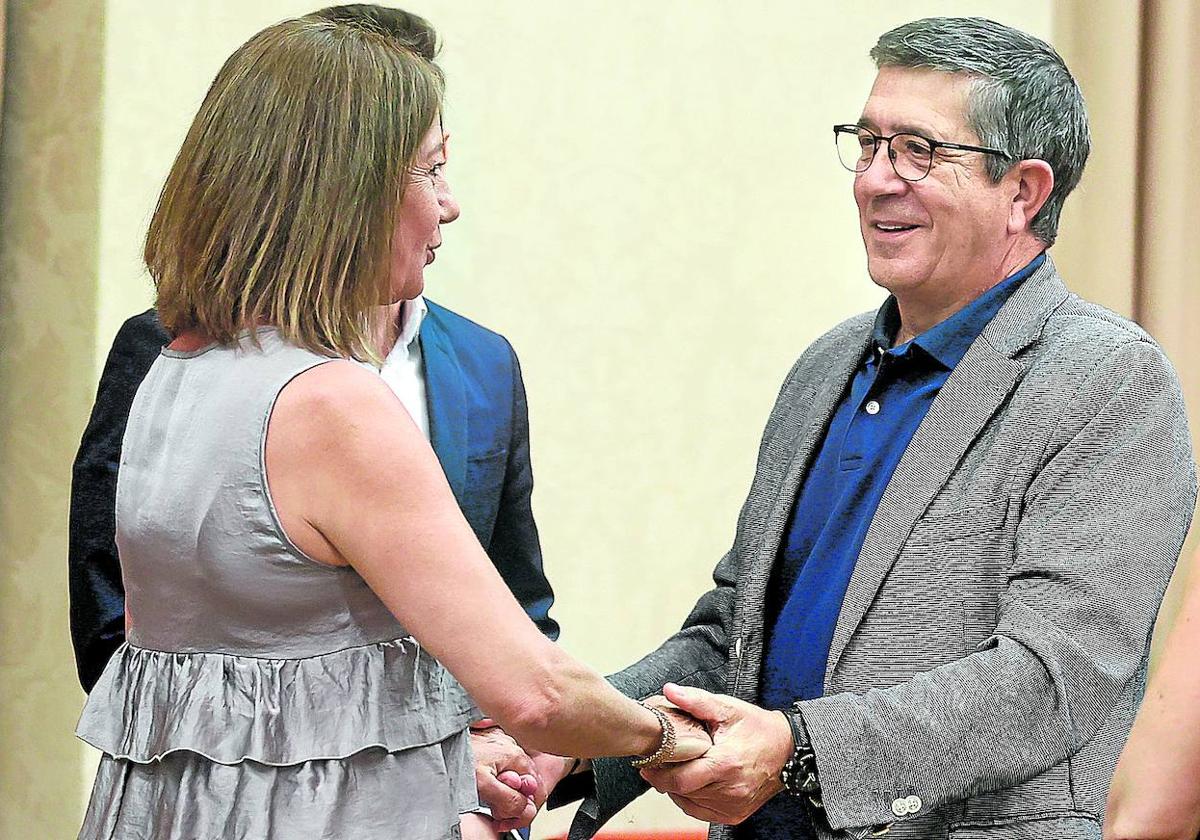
[147,8,444,361]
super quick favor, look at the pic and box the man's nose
[856,141,908,197]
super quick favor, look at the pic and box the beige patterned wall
[1,4,7,124]
[1052,0,1200,660]
[0,2,105,838]
[2,2,1056,836]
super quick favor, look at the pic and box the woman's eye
[429,163,444,179]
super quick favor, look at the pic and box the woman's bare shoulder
[270,359,414,455]
[282,360,397,414]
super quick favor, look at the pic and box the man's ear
[1007,159,1055,236]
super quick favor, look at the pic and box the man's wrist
[780,708,891,838]
[778,707,821,802]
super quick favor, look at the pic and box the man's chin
[865,254,928,294]
[865,260,906,293]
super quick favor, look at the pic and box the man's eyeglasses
[833,124,1011,182]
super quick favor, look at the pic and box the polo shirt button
[891,798,908,817]
[865,400,881,415]
[906,795,922,814]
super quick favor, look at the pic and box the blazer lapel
[736,325,874,629]
[421,314,469,506]
[824,258,1070,681]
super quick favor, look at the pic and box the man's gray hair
[871,17,1089,246]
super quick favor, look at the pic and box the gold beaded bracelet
[630,703,677,770]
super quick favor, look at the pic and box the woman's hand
[459,812,503,840]
[645,695,713,763]
[527,751,576,808]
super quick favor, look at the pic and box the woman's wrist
[630,702,677,769]
[632,701,664,757]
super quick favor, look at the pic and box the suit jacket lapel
[421,313,469,506]
[737,325,874,629]
[824,258,1070,681]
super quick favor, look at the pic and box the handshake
[463,683,795,838]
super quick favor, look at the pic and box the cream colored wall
[1050,0,1142,319]
[1,2,1055,835]
[1050,0,1200,667]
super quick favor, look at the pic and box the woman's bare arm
[265,361,703,760]
[1105,546,1200,840]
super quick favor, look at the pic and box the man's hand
[471,726,538,830]
[639,683,793,825]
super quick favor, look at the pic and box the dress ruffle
[77,639,478,766]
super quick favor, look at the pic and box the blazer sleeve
[795,338,1198,834]
[556,541,739,839]
[487,342,559,640]
[555,337,837,839]
[69,309,169,691]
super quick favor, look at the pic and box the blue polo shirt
[744,253,1044,838]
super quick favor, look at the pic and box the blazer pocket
[906,499,1012,547]
[948,812,1100,840]
[463,448,508,544]
[468,446,508,463]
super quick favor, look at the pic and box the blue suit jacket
[68,303,558,692]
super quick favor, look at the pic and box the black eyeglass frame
[833,123,1012,182]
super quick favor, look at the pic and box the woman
[1104,543,1200,840]
[75,8,708,839]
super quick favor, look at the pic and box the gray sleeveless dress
[76,329,479,840]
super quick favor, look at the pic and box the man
[67,5,554,835]
[553,16,1196,840]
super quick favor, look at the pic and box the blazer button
[890,798,908,817]
[905,795,922,814]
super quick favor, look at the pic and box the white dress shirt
[379,296,431,441]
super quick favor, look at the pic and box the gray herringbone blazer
[568,258,1197,840]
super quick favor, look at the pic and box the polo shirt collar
[871,251,1047,370]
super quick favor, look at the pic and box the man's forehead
[860,66,975,138]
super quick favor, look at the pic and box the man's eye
[905,141,932,159]
[429,163,445,179]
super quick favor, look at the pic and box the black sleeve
[487,342,559,639]
[68,309,169,691]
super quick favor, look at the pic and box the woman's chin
[386,276,425,304]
